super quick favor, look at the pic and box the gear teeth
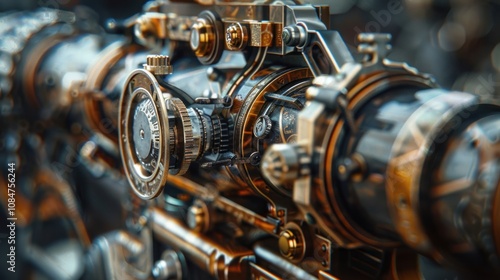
[144,55,173,75]
[219,121,230,153]
[169,98,195,175]
[197,109,210,152]
[210,116,232,155]
[226,116,234,151]
[168,125,176,154]
[211,116,221,155]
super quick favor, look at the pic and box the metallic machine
[0,1,499,279]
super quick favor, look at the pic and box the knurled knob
[144,55,173,75]
[253,115,272,139]
[167,98,196,175]
[225,22,247,51]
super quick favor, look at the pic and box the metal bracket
[357,33,392,67]
[282,6,356,77]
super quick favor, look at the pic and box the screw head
[282,25,306,47]
[279,230,300,258]
[225,22,247,50]
[321,244,327,252]
[254,115,272,139]
[282,28,292,45]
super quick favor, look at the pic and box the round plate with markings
[119,69,169,199]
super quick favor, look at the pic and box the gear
[197,109,210,152]
[144,55,173,75]
[219,120,230,153]
[119,69,170,200]
[168,98,196,175]
[211,116,221,155]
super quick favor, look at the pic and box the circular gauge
[119,69,170,199]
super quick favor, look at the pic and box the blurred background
[328,0,500,101]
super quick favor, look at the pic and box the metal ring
[119,69,170,199]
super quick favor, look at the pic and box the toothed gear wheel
[226,116,234,151]
[168,122,176,156]
[219,120,230,154]
[211,116,222,154]
[168,98,196,175]
[144,55,173,75]
[197,109,210,152]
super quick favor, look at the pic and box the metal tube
[149,207,255,280]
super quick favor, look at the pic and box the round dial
[119,69,170,199]
[132,97,160,173]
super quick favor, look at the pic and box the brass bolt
[279,229,303,260]
[190,18,215,58]
[225,22,247,50]
[321,244,327,252]
[189,11,223,64]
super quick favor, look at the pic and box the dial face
[279,106,298,143]
[132,95,161,173]
[119,69,169,199]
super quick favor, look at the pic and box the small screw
[282,25,306,47]
[223,95,232,107]
[305,213,316,224]
[282,28,291,44]
[321,244,327,252]
[249,152,262,166]
[225,22,247,50]
[254,115,272,139]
